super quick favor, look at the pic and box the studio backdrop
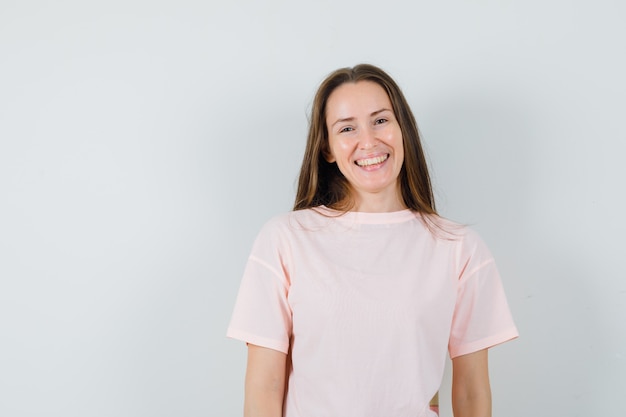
[1,1,624,416]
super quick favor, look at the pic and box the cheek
[390,130,404,152]
[330,138,355,157]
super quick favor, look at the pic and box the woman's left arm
[451,349,492,417]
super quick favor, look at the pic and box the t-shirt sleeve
[448,229,519,359]
[226,218,292,354]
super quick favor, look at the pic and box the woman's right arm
[244,344,288,417]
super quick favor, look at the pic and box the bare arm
[451,349,492,417]
[244,344,287,417]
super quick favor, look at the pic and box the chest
[286,226,459,339]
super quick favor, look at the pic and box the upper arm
[244,344,288,417]
[451,349,491,417]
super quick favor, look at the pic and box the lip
[354,153,389,168]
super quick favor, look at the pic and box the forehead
[325,81,392,118]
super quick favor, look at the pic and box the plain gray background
[1,0,625,416]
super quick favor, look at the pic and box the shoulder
[260,208,324,230]
[457,226,493,260]
[423,215,487,245]
[422,215,495,264]
[254,208,327,241]
[248,209,328,270]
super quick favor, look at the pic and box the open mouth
[355,154,389,167]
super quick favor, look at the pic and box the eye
[374,118,388,125]
[339,126,354,133]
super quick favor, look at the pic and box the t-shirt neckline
[316,205,417,225]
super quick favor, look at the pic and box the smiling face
[325,81,405,212]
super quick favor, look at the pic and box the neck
[350,192,407,213]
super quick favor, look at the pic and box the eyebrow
[330,108,393,128]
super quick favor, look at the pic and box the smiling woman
[294,64,437,217]
[324,81,405,212]
[227,64,518,417]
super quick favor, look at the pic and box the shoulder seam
[462,258,495,280]
[249,255,289,287]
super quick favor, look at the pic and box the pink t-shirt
[228,207,518,417]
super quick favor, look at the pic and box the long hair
[294,64,436,216]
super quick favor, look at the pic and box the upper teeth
[356,155,388,167]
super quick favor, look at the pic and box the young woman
[228,64,518,417]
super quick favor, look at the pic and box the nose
[358,126,378,150]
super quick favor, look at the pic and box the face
[325,81,405,211]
